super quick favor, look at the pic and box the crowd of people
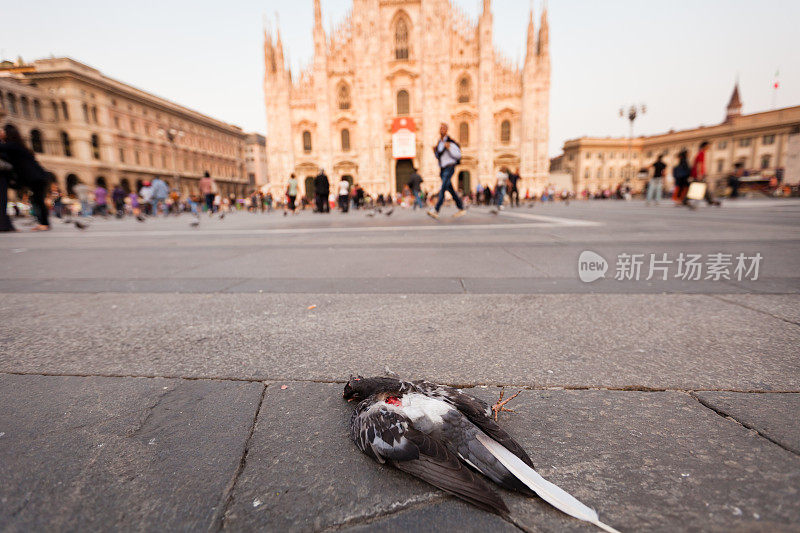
[4,117,790,232]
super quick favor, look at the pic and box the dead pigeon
[344,376,620,532]
[74,220,88,230]
[385,208,394,216]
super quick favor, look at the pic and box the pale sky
[3,0,798,156]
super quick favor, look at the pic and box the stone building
[263,0,551,199]
[245,133,269,189]
[0,57,249,196]
[560,84,800,194]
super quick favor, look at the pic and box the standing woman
[672,149,691,206]
[0,124,50,231]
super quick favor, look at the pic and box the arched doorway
[66,174,80,196]
[343,175,354,187]
[304,176,316,200]
[395,159,414,194]
[95,176,107,188]
[120,178,131,193]
[458,171,471,194]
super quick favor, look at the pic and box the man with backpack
[428,123,466,219]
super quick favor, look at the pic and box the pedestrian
[199,171,215,214]
[112,184,126,217]
[128,190,140,217]
[494,167,509,210]
[646,154,666,206]
[315,169,330,213]
[73,180,91,217]
[266,191,273,212]
[93,182,109,217]
[672,150,691,206]
[508,168,521,207]
[286,173,298,215]
[689,141,721,207]
[150,176,169,216]
[428,122,466,219]
[0,123,51,231]
[338,177,350,213]
[728,162,744,199]
[409,168,424,210]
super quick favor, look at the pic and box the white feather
[475,433,621,533]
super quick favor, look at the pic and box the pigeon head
[343,375,402,402]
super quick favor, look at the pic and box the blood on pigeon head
[385,396,401,407]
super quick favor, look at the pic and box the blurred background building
[264,0,551,199]
[558,84,800,194]
[245,133,269,190]
[0,57,254,197]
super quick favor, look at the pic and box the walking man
[315,169,330,213]
[428,123,466,219]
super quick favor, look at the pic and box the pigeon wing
[412,380,535,468]
[350,399,509,516]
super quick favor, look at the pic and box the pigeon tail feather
[476,433,620,533]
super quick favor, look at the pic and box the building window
[394,17,409,60]
[609,168,615,179]
[337,83,351,110]
[739,137,751,147]
[585,152,591,159]
[82,103,90,122]
[718,140,728,149]
[91,106,98,124]
[30,130,43,153]
[61,101,69,121]
[459,122,469,146]
[717,160,724,173]
[6,93,17,114]
[135,151,141,165]
[91,134,101,160]
[457,76,471,103]
[584,168,589,179]
[20,96,30,117]
[396,90,409,115]
[33,99,42,119]
[61,132,72,157]
[500,120,511,144]
[761,155,771,169]
[341,129,351,152]
[597,168,603,179]
[302,130,312,153]
[763,134,775,145]
[114,116,120,128]
[119,147,125,163]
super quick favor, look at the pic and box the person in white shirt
[428,123,466,219]
[338,178,350,213]
[495,167,509,210]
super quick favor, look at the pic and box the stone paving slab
[1,293,798,391]
[713,294,800,325]
[694,392,800,455]
[225,382,800,532]
[0,374,264,532]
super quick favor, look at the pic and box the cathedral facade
[263,0,550,198]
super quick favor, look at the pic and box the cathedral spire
[275,16,285,72]
[483,0,491,17]
[525,3,536,62]
[314,0,323,31]
[537,4,549,56]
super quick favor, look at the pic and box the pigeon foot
[491,387,522,422]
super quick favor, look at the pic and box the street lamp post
[619,104,646,181]
[158,127,185,193]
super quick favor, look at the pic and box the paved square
[1,200,799,532]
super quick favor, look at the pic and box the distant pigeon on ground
[136,214,146,222]
[190,219,200,228]
[366,211,375,217]
[385,208,394,216]
[219,211,225,220]
[489,208,499,215]
[344,376,619,532]
[74,220,88,230]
